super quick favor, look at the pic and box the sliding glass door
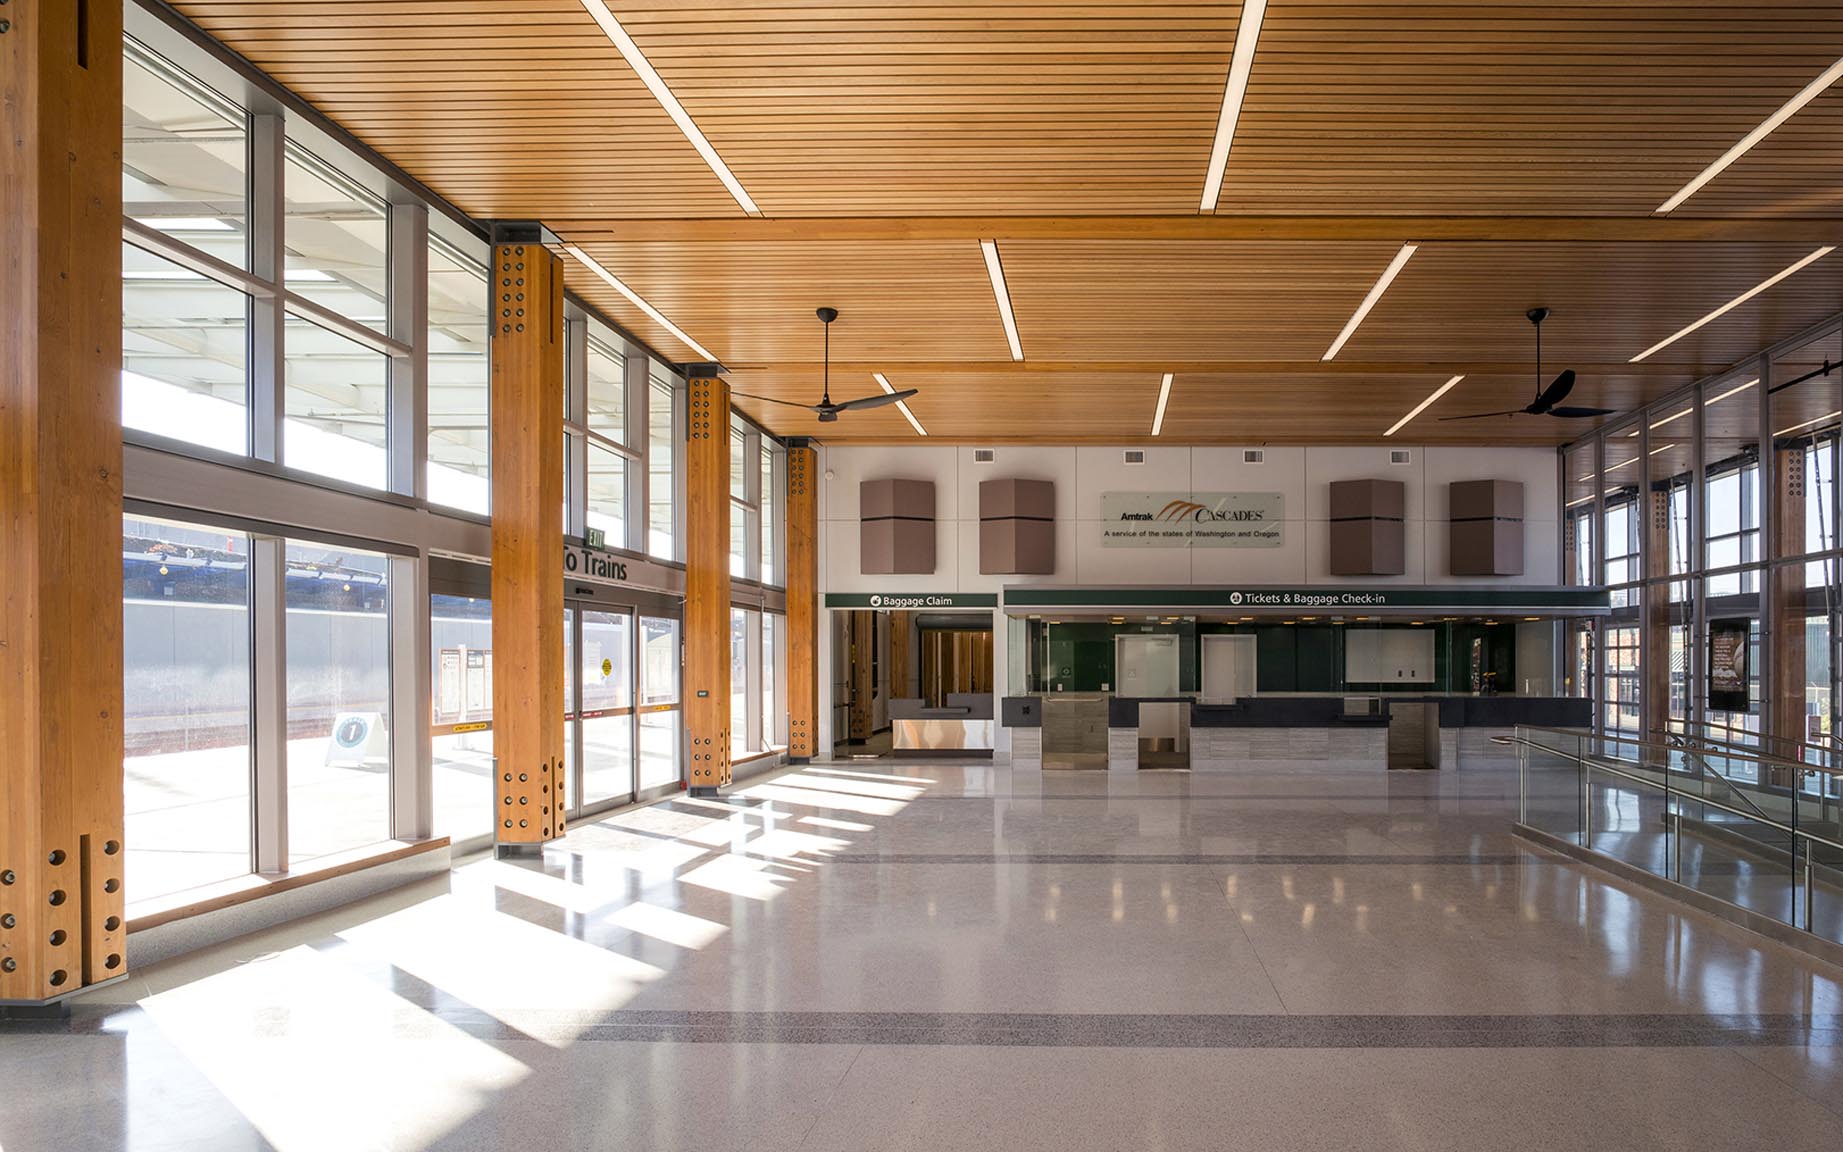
[579,609,636,806]
[563,600,641,818]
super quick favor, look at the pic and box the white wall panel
[819,443,1561,593]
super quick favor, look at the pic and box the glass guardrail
[1513,725,1843,950]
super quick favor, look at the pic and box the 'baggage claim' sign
[1101,492,1284,548]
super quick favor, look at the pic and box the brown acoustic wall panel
[1448,479,1525,576]
[979,478,1057,574]
[1328,479,1406,576]
[861,478,936,574]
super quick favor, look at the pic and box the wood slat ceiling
[612,1,1241,216]
[170,1,1843,446]
[1219,0,1843,217]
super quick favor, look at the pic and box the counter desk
[1006,693,1589,771]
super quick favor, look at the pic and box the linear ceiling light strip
[980,240,1025,361]
[1323,243,1418,361]
[1629,248,1834,362]
[1384,375,1465,437]
[1656,54,1843,215]
[1151,373,1174,435]
[1199,0,1270,211]
[564,244,719,363]
[579,0,761,216]
[874,373,928,436]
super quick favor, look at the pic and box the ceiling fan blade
[1546,406,1616,419]
[729,390,823,412]
[1439,410,1525,421]
[831,389,918,412]
[1529,369,1577,413]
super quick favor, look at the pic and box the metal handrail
[1661,719,1841,765]
[1512,726,1843,938]
[1655,730,1779,825]
[1517,724,1843,781]
[1515,735,1843,857]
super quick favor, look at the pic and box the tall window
[648,369,677,558]
[731,422,750,577]
[585,322,632,547]
[427,239,490,513]
[638,615,681,789]
[762,613,779,746]
[431,592,492,842]
[761,443,778,585]
[284,315,390,490]
[122,516,252,901]
[121,47,252,454]
[1602,625,1641,736]
[285,541,392,866]
[123,44,249,265]
[283,145,388,332]
[1705,461,1761,596]
[122,242,251,454]
[732,608,750,756]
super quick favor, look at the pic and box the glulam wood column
[1769,441,1807,771]
[786,444,820,761]
[1,0,128,1003]
[489,244,566,847]
[685,371,732,794]
[1642,485,1673,739]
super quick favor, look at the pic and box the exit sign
[584,527,606,550]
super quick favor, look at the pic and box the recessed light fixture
[1565,494,1595,508]
[1385,374,1464,437]
[578,0,761,216]
[1655,54,1843,215]
[564,244,718,363]
[873,373,928,436]
[1708,377,1760,405]
[1604,456,1639,473]
[1198,0,1270,211]
[980,240,1024,361]
[1324,243,1418,360]
[1775,410,1842,437]
[1151,373,1174,436]
[1629,248,1834,362]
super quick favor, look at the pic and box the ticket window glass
[1116,634,1180,698]
[1201,634,1257,704]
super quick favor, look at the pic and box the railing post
[1663,747,1674,882]
[1581,750,1593,849]
[1799,769,1815,933]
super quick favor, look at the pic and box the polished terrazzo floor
[5,759,1843,1151]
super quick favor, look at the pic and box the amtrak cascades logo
[1101,492,1284,548]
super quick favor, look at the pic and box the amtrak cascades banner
[1101,492,1284,548]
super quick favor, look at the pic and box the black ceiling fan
[730,307,918,423]
[1442,307,1617,422]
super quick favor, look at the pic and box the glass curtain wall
[1562,323,1843,766]
[579,610,637,805]
[431,591,493,842]
[638,615,682,790]
[118,29,792,892]
[122,515,253,902]
[427,240,491,512]
[284,541,393,867]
